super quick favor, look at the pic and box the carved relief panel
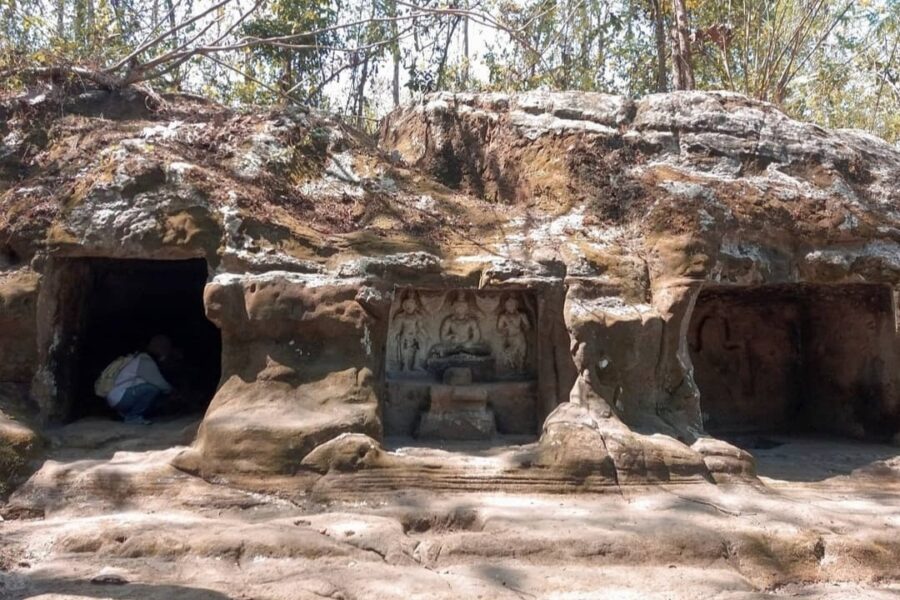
[386,288,538,382]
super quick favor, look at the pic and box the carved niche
[386,288,538,382]
[384,288,539,440]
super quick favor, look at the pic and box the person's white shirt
[106,353,173,407]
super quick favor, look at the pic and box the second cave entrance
[689,283,900,441]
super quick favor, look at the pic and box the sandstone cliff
[1,89,899,491]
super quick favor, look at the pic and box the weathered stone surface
[0,411,39,496]
[194,274,382,474]
[691,437,757,482]
[417,405,497,440]
[380,90,900,451]
[0,270,39,384]
[300,433,386,474]
[0,271,41,494]
[1,89,899,486]
[5,423,900,598]
[535,404,618,483]
[4,89,900,600]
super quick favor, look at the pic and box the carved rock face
[1,90,899,483]
[384,289,541,439]
[386,289,538,381]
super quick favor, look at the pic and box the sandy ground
[1,418,899,600]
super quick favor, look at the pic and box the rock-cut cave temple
[2,90,899,489]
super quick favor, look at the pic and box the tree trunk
[56,0,65,38]
[74,0,86,42]
[650,0,667,92]
[165,0,177,45]
[462,7,469,86]
[162,0,179,86]
[282,55,293,93]
[110,0,127,43]
[388,0,400,106]
[392,50,400,107]
[670,0,694,90]
[435,18,459,91]
[356,56,370,129]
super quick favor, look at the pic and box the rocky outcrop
[379,90,900,450]
[193,274,382,473]
[0,413,39,497]
[382,91,900,288]
[0,269,41,495]
[1,89,899,492]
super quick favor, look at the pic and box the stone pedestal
[426,353,495,382]
[385,378,538,436]
[417,405,497,440]
[416,368,497,440]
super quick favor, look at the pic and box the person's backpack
[94,355,134,398]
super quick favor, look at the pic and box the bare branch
[0,65,123,89]
[200,53,298,104]
[97,1,551,95]
[106,0,235,73]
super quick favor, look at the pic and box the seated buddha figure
[429,298,491,359]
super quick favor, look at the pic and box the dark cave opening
[0,244,21,268]
[61,258,221,422]
[689,283,900,441]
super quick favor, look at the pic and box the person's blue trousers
[116,383,163,422]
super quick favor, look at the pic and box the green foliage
[0,0,197,92]
[0,0,897,142]
[691,0,899,142]
[786,1,900,141]
[239,0,338,105]
[484,0,658,95]
[482,0,899,142]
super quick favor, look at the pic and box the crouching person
[95,337,175,424]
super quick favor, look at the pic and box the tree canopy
[1,0,897,141]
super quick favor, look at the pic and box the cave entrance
[55,258,221,423]
[689,283,900,441]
